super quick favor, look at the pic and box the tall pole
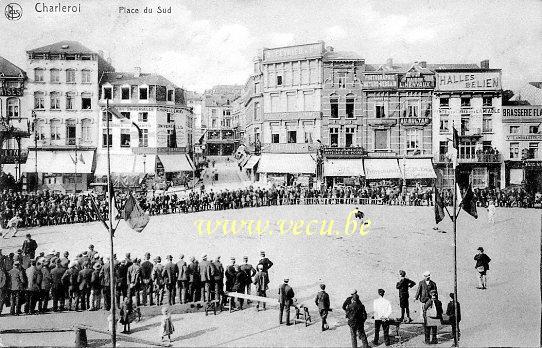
[452,165,459,347]
[33,110,38,192]
[106,99,117,347]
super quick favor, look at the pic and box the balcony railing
[435,153,502,163]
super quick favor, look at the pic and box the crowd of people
[2,184,541,231]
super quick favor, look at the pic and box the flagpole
[452,142,459,347]
[106,99,117,347]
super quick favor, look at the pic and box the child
[160,306,175,343]
[119,297,133,333]
[396,270,416,323]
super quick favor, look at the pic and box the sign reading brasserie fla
[503,106,542,117]
[362,74,397,89]
[436,71,501,91]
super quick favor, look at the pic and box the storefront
[242,155,260,182]
[505,160,542,192]
[363,158,402,187]
[398,158,436,186]
[257,153,316,187]
[323,158,364,187]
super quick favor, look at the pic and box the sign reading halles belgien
[436,71,502,91]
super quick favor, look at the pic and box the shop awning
[158,154,194,172]
[398,158,437,179]
[257,153,316,174]
[94,154,156,176]
[363,158,402,179]
[323,159,365,177]
[24,150,94,174]
[243,155,260,169]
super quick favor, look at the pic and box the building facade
[0,56,29,182]
[97,69,194,186]
[432,64,504,188]
[24,41,113,192]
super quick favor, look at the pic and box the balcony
[264,111,321,121]
[435,153,502,163]
[0,149,28,164]
[260,143,318,153]
[367,118,397,127]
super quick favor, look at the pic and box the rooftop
[27,40,96,55]
[324,50,364,61]
[101,72,176,87]
[0,56,25,77]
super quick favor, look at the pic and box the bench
[224,291,278,312]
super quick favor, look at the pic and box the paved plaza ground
[0,203,540,347]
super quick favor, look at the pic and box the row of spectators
[1,185,541,229]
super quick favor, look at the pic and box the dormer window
[139,86,148,100]
[103,86,112,100]
[121,86,130,100]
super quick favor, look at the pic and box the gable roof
[0,56,25,77]
[27,41,96,55]
[101,72,176,87]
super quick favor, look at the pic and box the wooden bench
[224,292,278,312]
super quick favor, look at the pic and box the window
[287,93,297,112]
[66,120,76,145]
[66,69,76,83]
[224,118,231,127]
[50,92,60,110]
[223,110,230,116]
[461,117,470,135]
[50,120,61,141]
[529,143,539,158]
[167,89,174,102]
[211,109,217,117]
[34,68,44,82]
[276,75,283,86]
[102,129,112,148]
[120,129,131,147]
[461,97,470,107]
[50,69,60,83]
[483,97,492,107]
[81,70,91,83]
[509,142,519,159]
[102,111,112,122]
[337,72,346,88]
[121,112,130,119]
[374,129,388,150]
[440,97,449,107]
[271,133,280,143]
[304,128,313,143]
[139,87,148,100]
[103,87,112,100]
[440,115,449,132]
[121,87,130,100]
[529,125,539,134]
[329,127,339,147]
[81,93,92,109]
[330,97,339,118]
[7,98,19,118]
[482,115,492,133]
[375,105,385,118]
[406,129,422,152]
[254,82,261,93]
[459,139,476,159]
[346,98,355,119]
[407,100,419,117]
[81,119,91,142]
[66,92,75,110]
[166,113,173,123]
[211,119,217,128]
[138,112,148,122]
[36,120,46,140]
[270,94,279,112]
[509,125,520,134]
[167,129,176,148]
[287,130,297,143]
[345,127,355,148]
[472,168,487,188]
[139,129,149,147]
[303,92,314,111]
[34,92,45,109]
[253,102,261,120]
[439,141,448,157]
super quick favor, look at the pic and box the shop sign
[398,75,434,89]
[505,134,542,141]
[399,118,431,126]
[263,42,324,61]
[0,86,24,96]
[525,161,542,168]
[362,74,397,89]
[322,147,365,157]
[503,106,542,118]
[436,71,501,91]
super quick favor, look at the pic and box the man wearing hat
[315,284,331,331]
[100,257,112,311]
[22,233,38,259]
[9,260,25,315]
[373,289,392,346]
[212,256,224,304]
[88,245,97,260]
[78,262,93,311]
[225,257,236,294]
[343,291,368,348]
[176,254,188,304]
[141,252,154,306]
[253,264,269,310]
[396,270,416,323]
[127,258,142,306]
[152,256,165,306]
[278,278,295,325]
[257,251,273,273]
[25,259,41,314]
[474,247,491,289]
[187,256,200,302]
[59,251,70,269]
[415,271,438,320]
[63,261,81,311]
[90,262,103,310]
[239,256,256,300]
[39,259,52,313]
[50,259,65,311]
[163,255,177,305]
[199,254,214,302]
[423,290,443,344]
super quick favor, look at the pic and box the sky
[1,0,541,93]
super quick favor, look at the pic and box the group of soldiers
[0,237,275,316]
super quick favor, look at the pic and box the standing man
[239,256,256,299]
[22,233,38,259]
[63,261,80,311]
[278,278,295,325]
[127,258,142,306]
[187,257,199,303]
[152,256,165,306]
[258,251,273,273]
[25,260,41,314]
[39,259,52,313]
[414,271,438,320]
[225,257,236,294]
[212,256,224,303]
[343,291,368,348]
[50,259,65,311]
[315,284,330,331]
[140,252,154,306]
[163,255,177,305]
[199,254,214,302]
[90,263,103,310]
[253,264,269,311]
[100,257,112,311]
[176,254,188,304]
[78,262,93,311]
[474,247,491,289]
[396,270,416,323]
[9,261,25,315]
[373,289,392,346]
[445,292,461,340]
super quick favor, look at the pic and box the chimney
[98,50,104,57]
[420,61,427,68]
[480,60,490,69]
[134,67,141,77]
[326,46,334,52]
[386,58,393,68]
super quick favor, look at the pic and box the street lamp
[143,154,147,175]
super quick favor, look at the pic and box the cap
[477,247,484,252]
[378,288,385,296]
[230,257,235,261]
[145,252,151,257]
[351,289,357,295]
[167,255,173,260]
[156,256,162,262]
[320,284,326,290]
[283,278,289,283]
[93,263,102,270]
[423,271,430,277]
[257,264,263,270]
[89,244,94,249]
[260,251,265,256]
[399,270,406,277]
[243,256,248,261]
[179,254,184,259]
[429,290,438,295]
[202,254,207,260]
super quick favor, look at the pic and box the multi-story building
[97,68,194,185]
[361,59,436,187]
[257,42,325,186]
[0,56,29,182]
[432,62,504,188]
[201,85,243,156]
[320,48,365,186]
[24,41,113,192]
[185,90,203,153]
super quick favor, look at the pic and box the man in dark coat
[50,259,65,311]
[199,255,214,303]
[232,265,249,309]
[186,257,199,302]
[100,258,112,311]
[239,256,256,299]
[474,247,491,289]
[212,256,224,303]
[396,270,416,323]
[258,251,273,273]
[163,255,177,305]
[423,290,443,344]
[25,259,41,314]
[225,257,236,293]
[344,291,368,348]
[78,262,93,311]
[315,284,330,331]
[39,259,52,312]
[415,271,437,320]
[140,252,154,306]
[253,264,269,310]
[176,254,188,304]
[116,259,129,305]
[9,261,25,315]
[278,278,295,325]
[127,258,142,306]
[21,234,38,259]
[445,292,461,340]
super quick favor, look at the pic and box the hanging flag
[103,106,142,136]
[460,184,478,219]
[445,124,459,168]
[121,193,149,232]
[69,153,77,165]
[434,185,446,224]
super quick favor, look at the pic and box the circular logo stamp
[5,3,22,21]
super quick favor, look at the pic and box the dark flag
[460,184,478,219]
[452,125,459,150]
[122,194,149,232]
[434,185,446,224]
[89,195,109,231]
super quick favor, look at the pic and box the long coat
[199,260,214,282]
[278,283,294,306]
[415,280,438,303]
